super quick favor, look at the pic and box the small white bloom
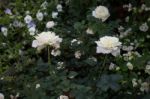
[86,28,94,34]
[118,26,124,32]
[126,62,133,70]
[28,27,36,36]
[89,57,97,62]
[25,11,30,15]
[125,16,130,22]
[71,39,82,45]
[132,78,138,87]
[35,84,40,89]
[19,49,23,55]
[109,63,115,70]
[141,4,146,10]
[0,93,4,99]
[122,45,134,51]
[140,82,149,92]
[139,23,149,32]
[36,12,44,21]
[24,15,32,24]
[57,4,63,12]
[1,27,8,37]
[128,3,132,12]
[92,5,110,22]
[95,36,121,56]
[59,95,69,99]
[46,21,55,28]
[32,31,62,51]
[57,62,64,70]
[52,11,58,18]
[71,39,77,45]
[145,64,150,75]
[116,67,120,71]
[75,51,81,59]
[51,49,61,56]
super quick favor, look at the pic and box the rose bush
[0,0,150,99]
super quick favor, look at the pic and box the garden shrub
[0,0,150,99]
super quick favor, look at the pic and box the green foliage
[0,0,150,99]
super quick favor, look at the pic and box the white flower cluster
[95,36,122,56]
[32,31,62,53]
[123,51,141,61]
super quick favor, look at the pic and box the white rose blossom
[139,23,149,32]
[28,27,36,36]
[36,12,44,21]
[35,84,40,89]
[132,78,138,87]
[57,4,63,12]
[52,11,58,18]
[0,93,4,99]
[140,82,149,92]
[1,27,8,37]
[51,49,61,56]
[86,28,94,34]
[145,64,150,75]
[126,62,133,70]
[24,15,32,24]
[46,21,55,28]
[92,5,110,22]
[32,31,62,51]
[59,95,69,99]
[75,51,82,59]
[109,63,116,70]
[95,36,122,56]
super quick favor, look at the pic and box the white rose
[86,28,94,34]
[46,21,55,28]
[95,36,121,56]
[57,4,63,12]
[75,51,81,59]
[140,82,149,92]
[36,12,44,21]
[1,27,8,37]
[32,31,62,51]
[59,95,69,99]
[0,93,4,99]
[139,23,149,32]
[126,62,133,70]
[145,64,150,75]
[51,49,61,56]
[132,78,138,87]
[92,5,110,22]
[52,11,58,18]
[28,27,36,36]
[35,84,40,89]
[109,63,115,70]
[24,15,32,24]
